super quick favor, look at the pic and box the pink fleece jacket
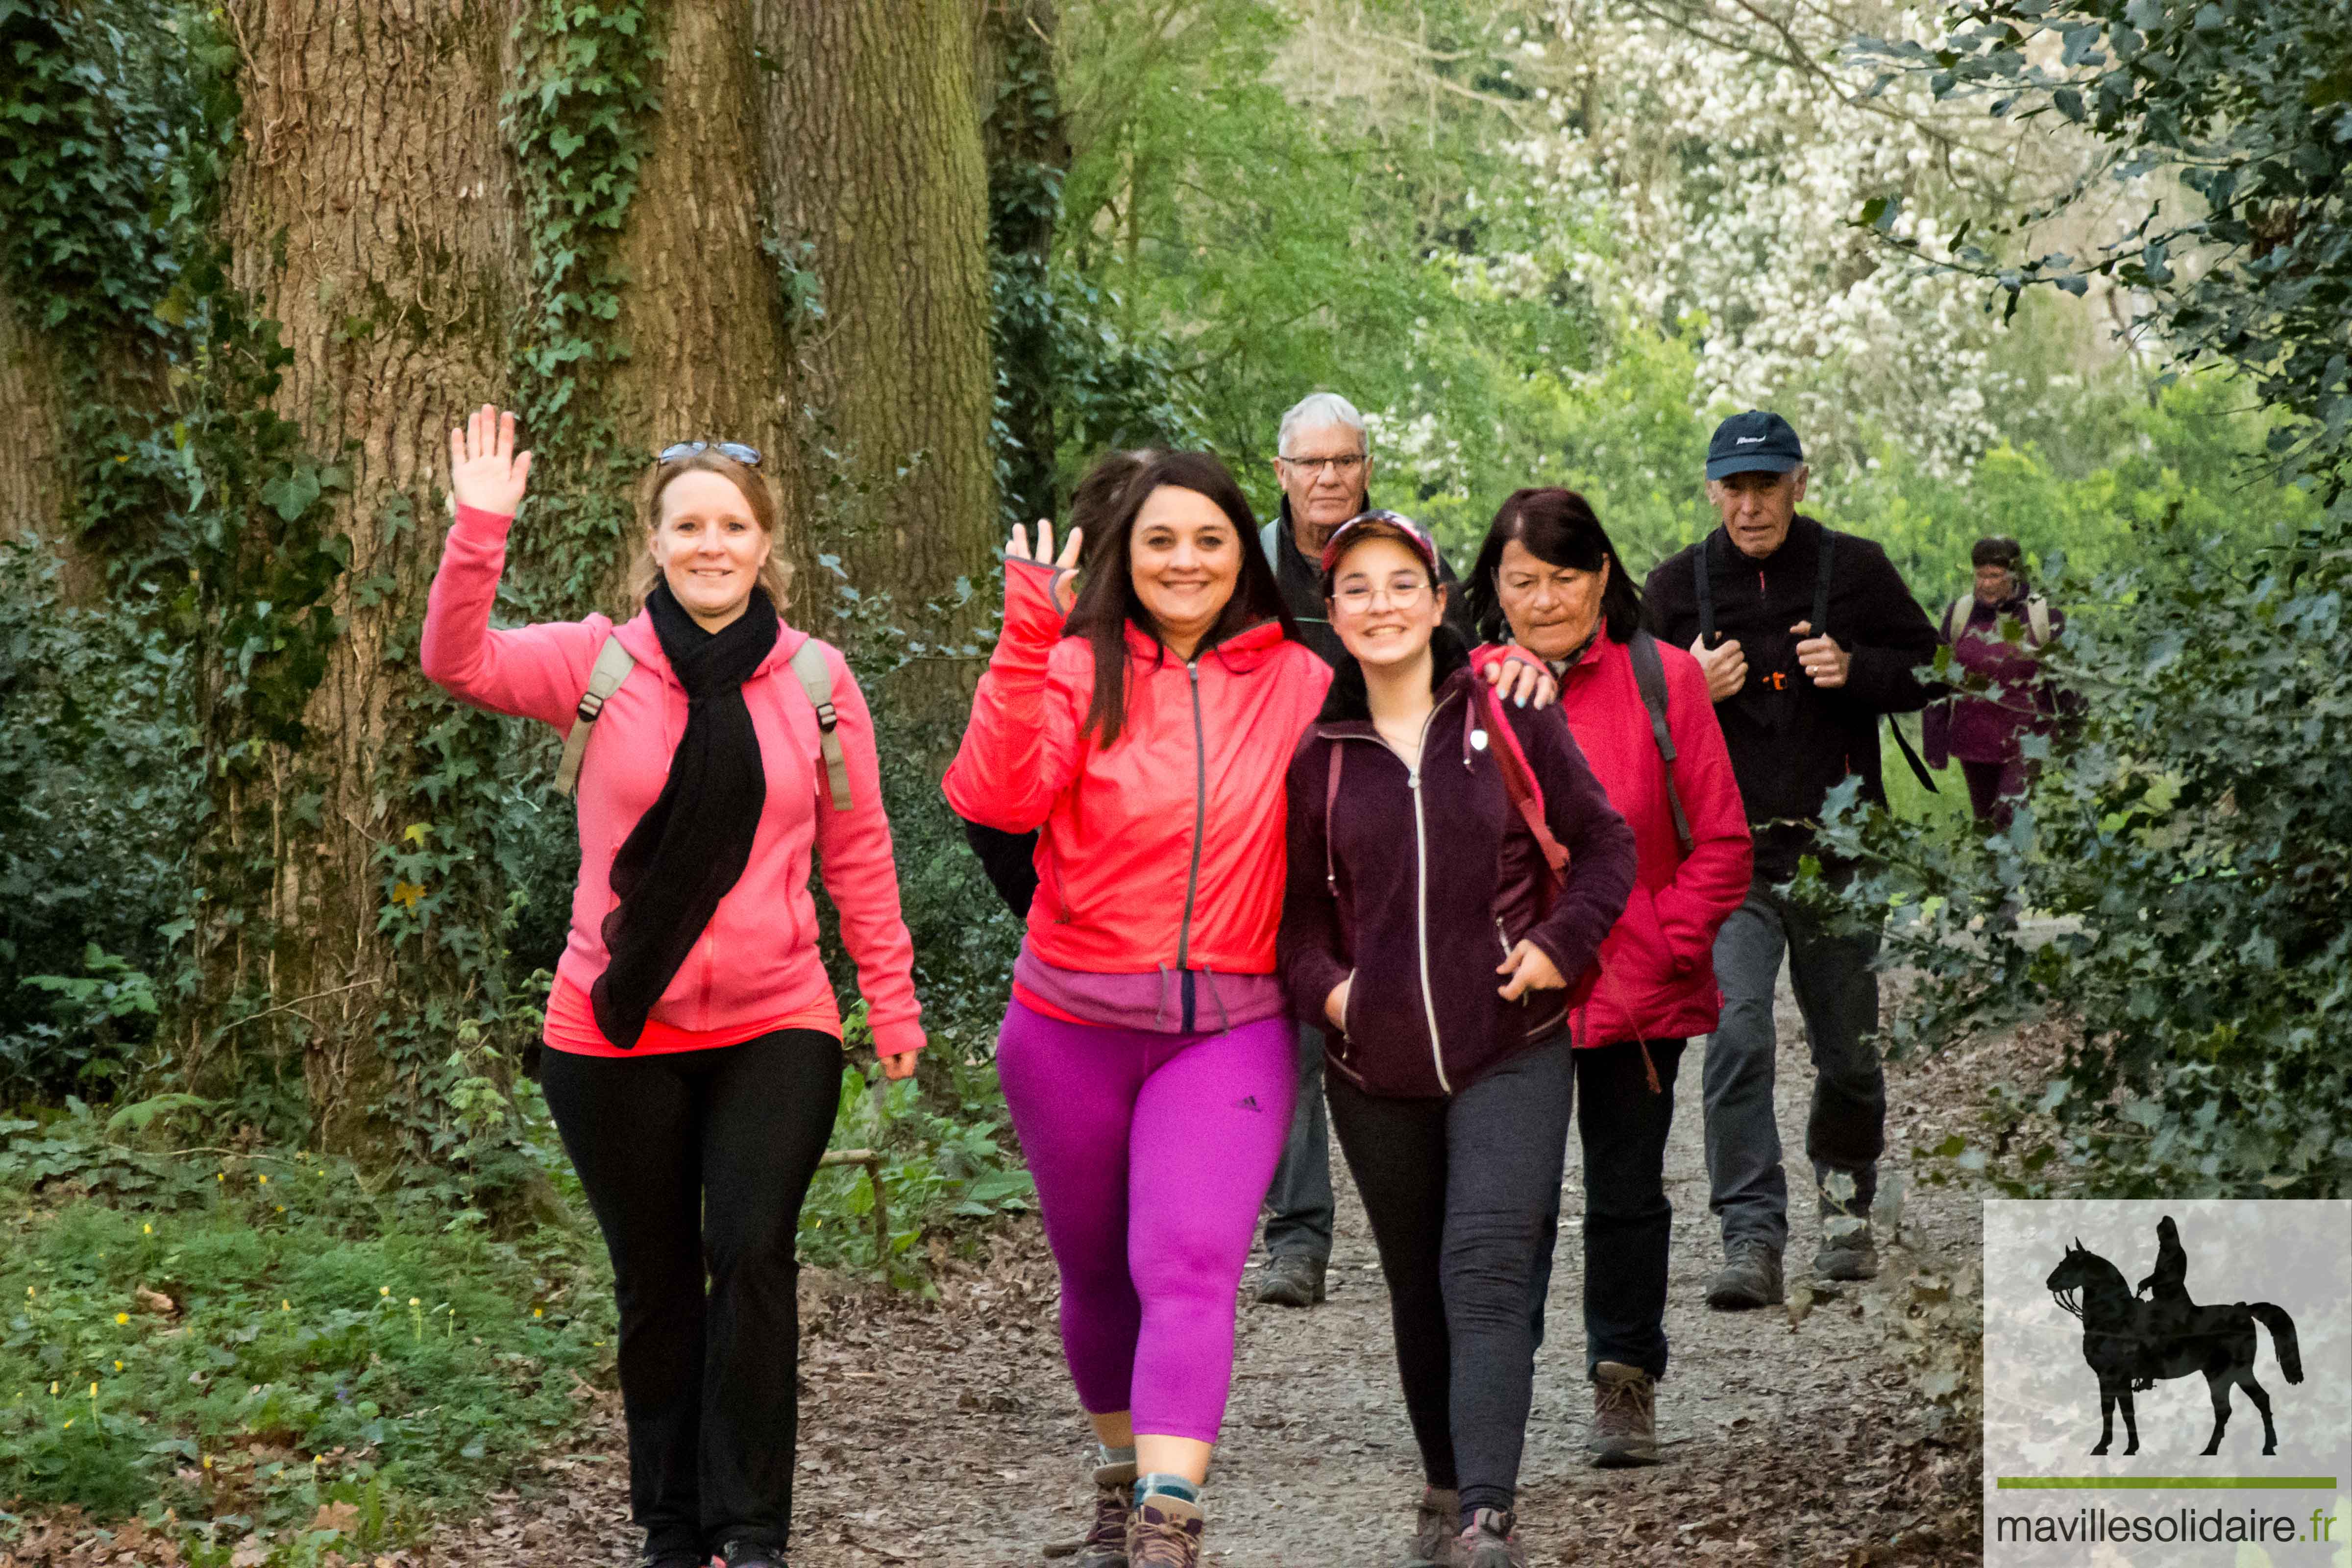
[419,503,926,1058]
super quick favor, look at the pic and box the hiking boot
[1126,1492,1203,1568]
[1705,1239,1784,1309]
[1401,1484,1463,1567]
[1078,1459,1135,1567]
[1455,1506,1528,1568]
[1815,1221,1879,1281]
[1589,1361,1660,1468]
[1252,1252,1327,1307]
[719,1544,782,1568]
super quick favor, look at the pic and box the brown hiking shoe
[1455,1506,1527,1568]
[1126,1491,1203,1568]
[1078,1460,1134,1566]
[1403,1484,1462,1567]
[1589,1361,1660,1468]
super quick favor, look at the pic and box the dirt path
[419,968,1987,1568]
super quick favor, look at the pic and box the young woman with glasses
[1279,511,1637,1568]
[421,407,925,1568]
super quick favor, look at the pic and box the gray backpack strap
[1628,632,1694,857]
[2026,594,2052,644]
[1946,595,1972,643]
[788,639,854,811]
[1259,517,1282,568]
[557,636,638,799]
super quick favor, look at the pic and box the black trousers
[1530,1038,1687,1379]
[1326,1041,1573,1517]
[541,1029,842,1561]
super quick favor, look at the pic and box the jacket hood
[609,604,810,686]
[1315,625,1471,723]
[1118,613,1292,674]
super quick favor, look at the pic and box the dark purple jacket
[1279,644,1638,1100]
[1924,594,2067,766]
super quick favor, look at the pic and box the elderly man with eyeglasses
[1250,393,1474,1310]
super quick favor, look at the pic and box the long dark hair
[1466,487,1643,646]
[1063,449,1297,746]
[1067,448,1151,566]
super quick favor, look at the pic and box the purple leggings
[995,999,1296,1443]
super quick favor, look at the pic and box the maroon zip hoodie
[1278,643,1637,1099]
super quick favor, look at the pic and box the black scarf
[590,580,780,1049]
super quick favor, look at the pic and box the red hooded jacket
[943,559,1332,982]
[1520,634,1752,1046]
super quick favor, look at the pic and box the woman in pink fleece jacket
[421,406,923,1568]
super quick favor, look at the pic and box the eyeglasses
[1279,453,1366,477]
[1333,577,1431,612]
[657,440,763,468]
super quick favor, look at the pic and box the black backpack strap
[1812,524,1835,637]
[1628,632,1695,857]
[1692,535,1715,646]
[1888,714,1939,793]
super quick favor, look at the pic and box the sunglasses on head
[656,440,763,468]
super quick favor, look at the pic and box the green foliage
[0,1102,614,1540]
[0,536,195,1102]
[798,1034,1036,1292]
[500,0,666,609]
[1800,495,2352,1197]
[1862,0,2352,486]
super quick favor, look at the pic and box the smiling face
[1130,484,1243,655]
[1495,537,1607,662]
[650,469,773,631]
[1975,562,2017,604]
[1328,533,1444,672]
[1707,466,1808,560]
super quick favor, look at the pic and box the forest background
[0,0,2346,1553]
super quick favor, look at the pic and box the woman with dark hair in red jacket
[1281,511,1637,1568]
[942,451,1321,1568]
[1464,488,1753,1472]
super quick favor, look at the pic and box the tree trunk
[0,282,65,550]
[594,0,805,619]
[192,0,522,1148]
[978,0,1070,530]
[753,0,1000,689]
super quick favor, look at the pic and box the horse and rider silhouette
[2046,1217,2303,1457]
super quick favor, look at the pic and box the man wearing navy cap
[1642,411,1939,1310]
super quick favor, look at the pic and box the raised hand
[1007,517,1084,613]
[448,403,533,517]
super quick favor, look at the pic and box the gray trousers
[1260,1022,1335,1262]
[1702,878,1886,1251]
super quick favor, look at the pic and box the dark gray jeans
[1702,878,1886,1252]
[1260,1022,1335,1263]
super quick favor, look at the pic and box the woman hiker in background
[944,455,1559,1568]
[1280,511,1637,1568]
[422,407,926,1568]
[1922,535,2067,829]
[1464,489,1752,1470]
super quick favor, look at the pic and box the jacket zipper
[1174,659,1207,977]
[1396,697,1452,1095]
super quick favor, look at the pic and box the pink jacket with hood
[420,503,926,1058]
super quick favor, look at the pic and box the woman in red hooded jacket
[1464,488,1753,1471]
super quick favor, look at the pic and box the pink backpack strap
[1474,682,1568,875]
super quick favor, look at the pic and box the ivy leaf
[259,464,323,523]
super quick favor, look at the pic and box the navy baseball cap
[1705,410,1805,481]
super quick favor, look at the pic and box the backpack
[1944,593,2052,646]
[553,634,854,810]
[1693,528,1938,794]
